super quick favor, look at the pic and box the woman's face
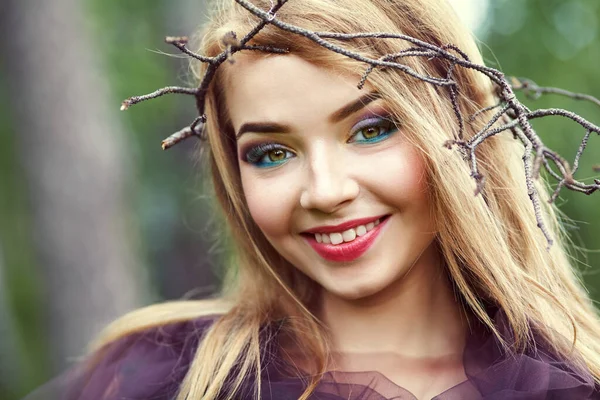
[226,54,439,300]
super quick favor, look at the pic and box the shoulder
[90,299,231,350]
[465,307,599,399]
[57,301,226,400]
[72,315,219,400]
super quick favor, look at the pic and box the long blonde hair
[95,1,600,399]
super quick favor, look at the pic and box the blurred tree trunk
[0,244,22,398]
[0,0,147,373]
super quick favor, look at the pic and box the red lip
[303,215,386,234]
[303,216,389,262]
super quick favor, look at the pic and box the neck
[318,247,467,359]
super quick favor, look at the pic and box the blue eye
[348,116,398,144]
[243,142,295,168]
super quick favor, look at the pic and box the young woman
[25,0,600,399]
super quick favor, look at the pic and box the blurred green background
[0,0,598,399]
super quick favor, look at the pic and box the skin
[225,54,467,398]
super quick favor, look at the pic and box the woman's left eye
[348,116,399,144]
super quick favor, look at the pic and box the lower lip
[304,217,389,262]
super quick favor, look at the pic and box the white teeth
[342,229,356,242]
[330,232,343,245]
[356,225,367,236]
[314,217,384,246]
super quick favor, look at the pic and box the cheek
[364,144,429,207]
[240,168,298,238]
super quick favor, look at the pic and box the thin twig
[511,77,600,108]
[120,86,198,110]
[469,102,504,122]
[165,36,215,63]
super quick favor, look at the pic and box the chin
[323,275,392,301]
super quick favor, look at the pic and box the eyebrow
[235,91,381,139]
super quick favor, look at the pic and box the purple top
[23,308,600,399]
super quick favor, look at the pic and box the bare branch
[165,36,215,63]
[120,86,198,110]
[572,130,592,175]
[161,116,206,150]
[446,64,464,140]
[469,102,504,122]
[120,0,599,248]
[527,108,600,133]
[511,77,600,108]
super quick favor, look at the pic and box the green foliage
[482,0,600,299]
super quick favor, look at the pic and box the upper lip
[303,215,387,234]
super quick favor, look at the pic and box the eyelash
[244,143,295,168]
[242,115,399,168]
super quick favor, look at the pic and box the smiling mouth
[311,216,385,245]
[302,215,390,262]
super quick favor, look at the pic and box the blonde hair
[94,1,600,399]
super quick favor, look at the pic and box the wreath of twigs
[121,0,599,248]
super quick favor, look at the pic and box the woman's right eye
[243,142,295,168]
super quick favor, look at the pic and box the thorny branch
[121,0,599,248]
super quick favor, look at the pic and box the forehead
[223,54,367,127]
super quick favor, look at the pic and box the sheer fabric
[22,309,600,399]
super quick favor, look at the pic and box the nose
[299,144,359,213]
